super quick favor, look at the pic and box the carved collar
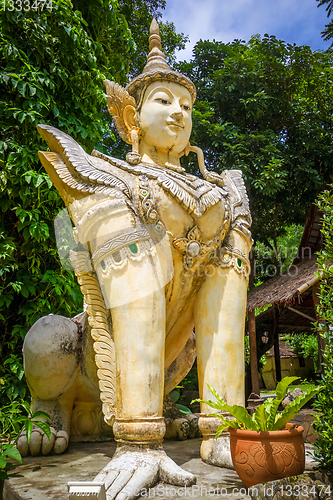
[91,150,227,218]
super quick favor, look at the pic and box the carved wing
[37,124,131,203]
[104,80,136,144]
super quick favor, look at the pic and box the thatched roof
[247,254,319,312]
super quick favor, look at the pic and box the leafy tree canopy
[177,36,333,252]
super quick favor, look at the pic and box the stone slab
[3,439,251,500]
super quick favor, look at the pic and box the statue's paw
[184,414,200,439]
[102,451,159,500]
[200,435,233,469]
[165,418,189,440]
[17,427,68,456]
[97,447,196,500]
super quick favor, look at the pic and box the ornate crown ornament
[126,19,196,108]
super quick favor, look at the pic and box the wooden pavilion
[246,203,324,395]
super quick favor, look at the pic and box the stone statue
[18,19,252,498]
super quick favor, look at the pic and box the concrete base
[3,439,251,500]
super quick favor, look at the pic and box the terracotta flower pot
[229,423,305,488]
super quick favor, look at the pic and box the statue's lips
[166,121,184,130]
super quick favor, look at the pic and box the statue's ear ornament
[104,79,142,165]
[185,143,225,187]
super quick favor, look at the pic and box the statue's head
[105,19,196,168]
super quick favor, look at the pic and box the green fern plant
[193,376,322,438]
[0,400,51,481]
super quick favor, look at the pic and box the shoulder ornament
[37,124,132,201]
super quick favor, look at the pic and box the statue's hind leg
[17,314,80,456]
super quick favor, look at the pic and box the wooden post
[248,254,260,397]
[312,281,326,375]
[273,306,281,382]
[248,308,260,396]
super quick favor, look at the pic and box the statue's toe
[54,430,69,454]
[115,465,159,500]
[106,469,134,499]
[29,429,43,456]
[16,433,28,457]
[42,427,56,455]
[160,455,196,486]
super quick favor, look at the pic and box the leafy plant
[169,389,193,415]
[0,399,50,481]
[0,355,27,405]
[193,377,322,437]
[282,333,319,371]
[312,186,333,472]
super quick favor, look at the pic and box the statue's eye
[182,105,190,111]
[156,98,169,105]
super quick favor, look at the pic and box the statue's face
[139,80,192,156]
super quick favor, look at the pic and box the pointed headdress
[126,19,196,108]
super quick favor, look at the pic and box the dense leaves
[177,36,333,252]
[0,0,135,403]
[0,1,188,405]
[283,333,319,370]
[313,187,333,472]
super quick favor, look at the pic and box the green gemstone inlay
[129,243,138,254]
[237,258,242,268]
[101,260,106,270]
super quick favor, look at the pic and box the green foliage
[317,0,333,44]
[0,0,189,404]
[0,1,135,400]
[253,224,303,283]
[177,37,333,248]
[313,186,333,472]
[282,333,318,370]
[0,355,27,404]
[0,399,50,481]
[193,377,322,435]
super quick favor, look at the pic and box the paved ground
[3,439,252,500]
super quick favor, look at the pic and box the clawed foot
[17,427,69,456]
[95,445,196,500]
[200,435,233,469]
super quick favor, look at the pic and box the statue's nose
[170,110,183,121]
